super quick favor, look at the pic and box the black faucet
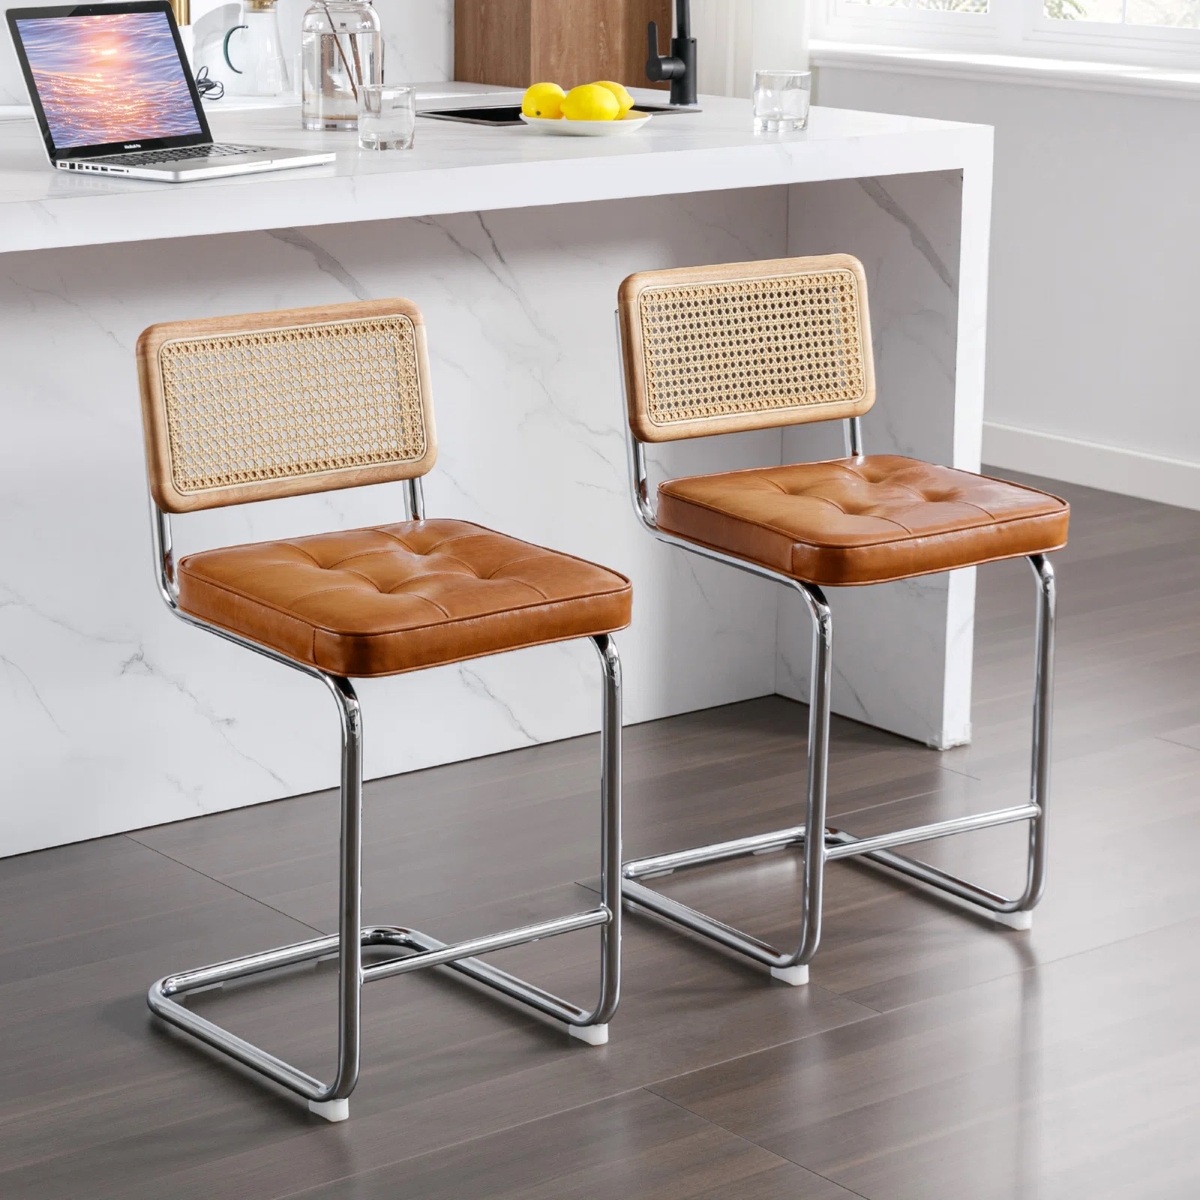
[645,0,697,108]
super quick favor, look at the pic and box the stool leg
[309,675,363,1121]
[1017,553,1057,920]
[570,633,623,1042]
[771,583,833,986]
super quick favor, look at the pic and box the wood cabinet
[454,0,672,91]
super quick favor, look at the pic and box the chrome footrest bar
[376,927,599,1025]
[624,826,808,879]
[823,804,1040,862]
[359,910,609,984]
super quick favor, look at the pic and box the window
[815,0,1200,67]
[1046,0,1199,28]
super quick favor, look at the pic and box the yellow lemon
[592,80,635,117]
[561,83,620,122]
[522,82,565,119]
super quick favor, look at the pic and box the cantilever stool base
[137,300,629,1119]
[615,255,1068,985]
[144,513,629,1121]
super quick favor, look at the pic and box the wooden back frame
[137,299,438,514]
[618,254,876,444]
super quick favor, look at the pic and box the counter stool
[137,300,629,1120]
[616,255,1067,984]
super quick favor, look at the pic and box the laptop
[6,0,335,181]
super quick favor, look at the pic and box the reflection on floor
[3,471,1199,1199]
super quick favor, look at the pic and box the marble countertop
[0,90,991,254]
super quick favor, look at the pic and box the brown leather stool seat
[656,455,1070,587]
[177,518,633,678]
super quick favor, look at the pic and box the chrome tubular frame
[617,319,1056,985]
[146,500,622,1120]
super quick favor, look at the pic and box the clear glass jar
[301,0,382,131]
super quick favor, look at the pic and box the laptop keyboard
[99,144,265,166]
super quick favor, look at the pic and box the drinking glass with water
[358,85,416,150]
[752,70,811,133]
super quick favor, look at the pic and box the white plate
[520,112,652,137]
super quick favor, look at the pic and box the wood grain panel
[455,0,671,90]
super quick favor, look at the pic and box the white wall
[815,62,1200,509]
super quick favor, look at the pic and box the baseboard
[983,422,1200,512]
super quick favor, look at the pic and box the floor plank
[283,1090,861,1200]
[650,916,1200,1200]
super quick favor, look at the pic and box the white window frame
[814,0,1200,69]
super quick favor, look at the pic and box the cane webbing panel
[619,255,875,443]
[138,301,437,512]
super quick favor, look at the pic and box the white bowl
[519,112,652,137]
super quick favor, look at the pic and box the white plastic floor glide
[308,1098,350,1122]
[993,909,1034,930]
[770,964,809,986]
[568,1022,609,1046]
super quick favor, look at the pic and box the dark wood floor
[3,471,1199,1199]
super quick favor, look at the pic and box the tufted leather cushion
[176,519,632,677]
[656,456,1069,586]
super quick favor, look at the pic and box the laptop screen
[8,2,210,158]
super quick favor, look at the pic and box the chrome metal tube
[360,909,608,983]
[1021,553,1056,910]
[823,804,1040,862]
[150,498,178,606]
[785,581,832,969]
[616,311,659,532]
[591,632,624,1026]
[329,675,363,1101]
[843,416,864,457]
[148,988,329,1099]
[404,476,426,521]
[624,825,808,878]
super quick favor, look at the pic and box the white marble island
[0,94,992,857]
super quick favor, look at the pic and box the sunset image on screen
[17,11,202,149]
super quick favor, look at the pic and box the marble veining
[777,170,980,749]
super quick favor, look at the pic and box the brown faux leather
[176,519,632,677]
[656,456,1069,586]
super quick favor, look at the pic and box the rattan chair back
[618,254,875,444]
[137,300,437,513]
